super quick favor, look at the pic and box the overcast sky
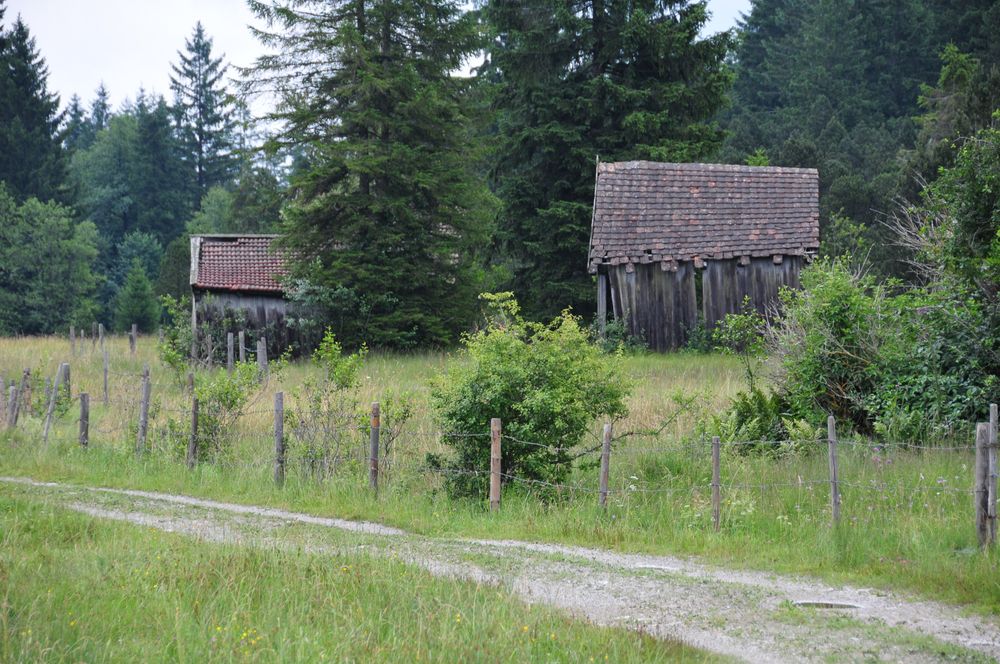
[5,0,751,113]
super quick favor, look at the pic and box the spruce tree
[114,259,160,333]
[0,10,65,202]
[90,83,111,133]
[486,0,732,319]
[245,0,496,348]
[170,22,235,201]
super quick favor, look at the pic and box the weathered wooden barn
[588,161,819,351]
[189,234,290,355]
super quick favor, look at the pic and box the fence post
[227,333,234,374]
[273,392,285,487]
[238,331,246,363]
[42,363,67,445]
[599,422,612,508]
[78,393,89,447]
[98,322,105,352]
[712,436,722,532]
[130,324,138,356]
[187,396,199,470]
[136,365,151,455]
[6,385,16,429]
[187,371,195,395]
[490,418,502,512]
[989,404,998,545]
[18,369,30,414]
[827,416,841,526]
[369,402,381,492]
[91,322,97,351]
[102,348,110,406]
[63,363,71,399]
[70,325,76,355]
[257,338,268,377]
[0,380,5,425]
[976,422,990,547]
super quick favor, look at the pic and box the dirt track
[3,476,997,663]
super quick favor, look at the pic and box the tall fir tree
[170,22,235,203]
[90,82,111,132]
[0,8,65,202]
[244,0,496,348]
[486,0,732,319]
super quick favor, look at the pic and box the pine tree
[132,92,191,243]
[487,0,732,319]
[170,22,235,201]
[62,94,89,153]
[90,82,111,132]
[244,0,496,348]
[0,10,65,202]
[114,259,160,333]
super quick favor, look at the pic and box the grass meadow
[1,334,998,616]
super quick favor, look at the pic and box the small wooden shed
[189,234,289,344]
[588,161,819,351]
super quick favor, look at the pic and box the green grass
[0,492,715,663]
[2,335,999,615]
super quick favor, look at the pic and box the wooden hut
[189,234,289,349]
[588,161,819,351]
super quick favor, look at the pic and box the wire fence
[1,352,997,545]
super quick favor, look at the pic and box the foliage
[113,260,160,333]
[430,293,630,499]
[185,186,233,234]
[192,362,262,462]
[155,234,190,299]
[590,317,647,355]
[486,0,733,320]
[697,387,819,454]
[244,0,497,349]
[170,21,235,200]
[712,300,767,392]
[157,294,193,379]
[0,186,100,333]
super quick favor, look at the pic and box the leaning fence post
[187,396,199,470]
[599,422,612,508]
[490,418,502,512]
[273,392,285,487]
[227,332,234,374]
[78,393,89,447]
[91,322,97,351]
[712,436,722,532]
[130,324,138,357]
[827,416,841,526]
[63,363,71,399]
[186,371,195,395]
[976,422,990,547]
[238,331,246,363]
[369,402,381,492]
[136,365,151,455]
[42,363,67,446]
[989,404,998,545]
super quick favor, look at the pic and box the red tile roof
[191,235,287,294]
[589,161,819,272]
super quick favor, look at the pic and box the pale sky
[4,0,751,113]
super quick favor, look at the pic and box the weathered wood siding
[701,257,802,330]
[608,262,698,351]
[195,291,287,327]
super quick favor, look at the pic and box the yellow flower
[522,625,529,633]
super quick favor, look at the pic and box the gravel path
[3,476,998,663]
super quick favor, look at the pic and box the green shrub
[114,260,160,333]
[589,317,647,354]
[193,363,262,463]
[430,293,630,499]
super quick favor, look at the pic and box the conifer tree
[90,83,111,132]
[0,8,65,202]
[486,0,732,319]
[245,0,496,348]
[114,259,160,333]
[170,22,235,201]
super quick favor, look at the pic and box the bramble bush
[430,293,630,499]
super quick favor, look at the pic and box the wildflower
[522,625,529,633]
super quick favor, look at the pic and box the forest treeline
[0,0,997,349]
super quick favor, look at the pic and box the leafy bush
[430,293,630,499]
[193,363,262,463]
[589,317,647,354]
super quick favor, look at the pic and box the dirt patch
[2,476,997,663]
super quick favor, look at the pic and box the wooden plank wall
[608,263,697,351]
[606,256,803,351]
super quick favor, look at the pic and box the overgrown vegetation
[430,294,629,498]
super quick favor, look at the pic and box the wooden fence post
[238,331,246,363]
[91,322,97,351]
[976,422,990,547]
[102,348,109,406]
[5,385,16,429]
[712,436,722,532]
[274,392,285,487]
[70,325,76,355]
[78,393,89,447]
[0,380,5,425]
[227,333,234,374]
[490,418,502,512]
[369,402,381,492]
[827,416,841,526]
[136,365,151,455]
[130,324,138,356]
[42,363,67,445]
[63,363,71,399]
[18,369,30,414]
[989,404,998,545]
[599,422,612,508]
[186,396,199,470]
[98,323,105,352]
[187,371,195,395]
[257,338,268,377]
